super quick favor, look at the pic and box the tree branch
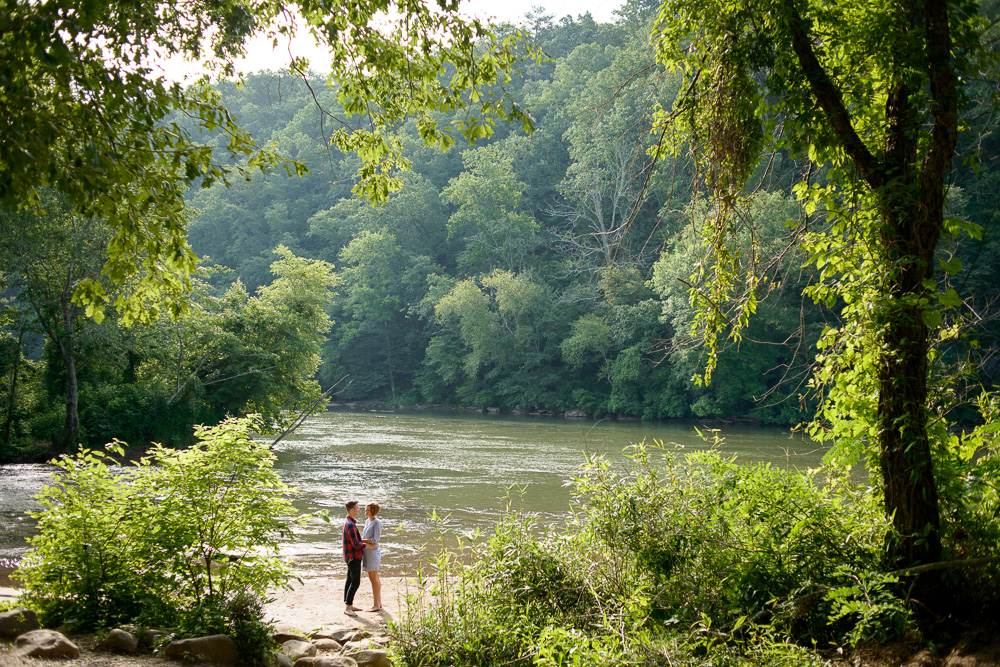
[783,0,884,189]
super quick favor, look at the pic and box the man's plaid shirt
[342,515,365,562]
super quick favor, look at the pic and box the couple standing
[341,500,383,615]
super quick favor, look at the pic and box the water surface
[275,409,823,577]
[0,409,824,579]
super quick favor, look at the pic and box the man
[342,499,367,615]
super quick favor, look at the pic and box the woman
[360,501,383,612]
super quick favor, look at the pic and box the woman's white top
[361,517,382,572]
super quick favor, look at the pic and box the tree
[653,0,993,565]
[0,195,110,451]
[430,270,564,408]
[333,231,439,400]
[0,0,537,323]
[443,141,542,275]
[156,247,338,434]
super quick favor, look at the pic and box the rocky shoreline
[0,577,411,667]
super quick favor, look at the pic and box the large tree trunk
[877,293,942,564]
[875,69,944,566]
[784,0,957,566]
[53,351,79,452]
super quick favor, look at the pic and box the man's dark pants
[344,557,362,606]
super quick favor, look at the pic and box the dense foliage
[392,442,1000,666]
[3,2,998,460]
[17,417,296,660]
[0,0,536,325]
[0,237,337,454]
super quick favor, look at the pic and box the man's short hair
[366,502,380,516]
[346,500,359,511]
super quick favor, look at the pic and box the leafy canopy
[0,0,539,323]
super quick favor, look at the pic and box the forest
[5,0,997,461]
[4,0,1000,663]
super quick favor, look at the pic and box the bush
[578,444,904,645]
[17,416,297,650]
[391,442,911,667]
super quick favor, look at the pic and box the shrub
[391,442,911,667]
[17,416,297,647]
[577,443,901,644]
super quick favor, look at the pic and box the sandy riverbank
[264,576,431,631]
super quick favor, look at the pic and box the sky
[158,0,626,81]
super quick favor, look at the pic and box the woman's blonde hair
[366,502,381,516]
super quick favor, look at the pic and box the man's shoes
[344,608,358,616]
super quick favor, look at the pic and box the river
[1,409,826,581]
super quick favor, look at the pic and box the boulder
[314,658,358,667]
[293,658,316,667]
[273,628,310,644]
[314,639,343,651]
[564,408,588,418]
[13,630,81,659]
[319,629,357,644]
[342,640,371,652]
[281,640,317,661]
[904,650,942,667]
[344,649,390,667]
[101,628,139,654]
[164,634,240,665]
[943,628,1000,666]
[0,609,39,639]
[275,652,294,667]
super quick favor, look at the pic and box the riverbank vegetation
[16,418,295,665]
[393,442,1000,665]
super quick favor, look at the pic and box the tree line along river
[0,409,826,581]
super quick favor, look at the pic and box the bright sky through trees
[159,0,626,80]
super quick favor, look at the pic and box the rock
[164,634,240,665]
[344,649,390,667]
[314,638,343,651]
[564,408,588,418]
[342,640,371,652]
[281,640,318,661]
[320,629,357,644]
[102,628,139,654]
[293,658,316,667]
[274,629,311,644]
[314,658,358,667]
[0,609,39,639]
[275,652,294,667]
[13,629,81,659]
[370,637,391,646]
[943,629,1000,666]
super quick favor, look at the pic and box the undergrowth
[390,441,1000,666]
